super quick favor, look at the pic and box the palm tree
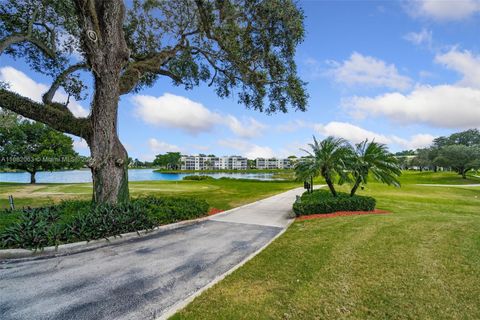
[296,136,351,197]
[346,140,401,196]
[294,157,317,193]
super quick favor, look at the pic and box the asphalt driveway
[0,188,303,320]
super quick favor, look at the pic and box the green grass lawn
[172,171,480,320]
[0,179,300,232]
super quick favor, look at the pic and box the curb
[157,218,295,320]
[0,188,304,260]
[0,217,207,260]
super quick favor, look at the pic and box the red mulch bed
[208,208,224,216]
[296,209,391,221]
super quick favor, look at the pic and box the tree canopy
[433,145,480,179]
[296,137,401,197]
[345,140,400,196]
[296,136,351,197]
[0,0,308,204]
[433,129,480,148]
[0,119,82,183]
[153,152,182,169]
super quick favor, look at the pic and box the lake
[0,169,277,183]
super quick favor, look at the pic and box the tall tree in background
[433,129,480,148]
[153,152,181,170]
[0,0,307,204]
[410,148,432,171]
[0,120,81,183]
[433,145,480,179]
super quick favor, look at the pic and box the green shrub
[0,196,210,249]
[0,207,61,249]
[63,202,156,242]
[135,196,209,224]
[182,175,212,180]
[293,189,376,216]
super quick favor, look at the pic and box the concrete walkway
[417,183,480,187]
[0,187,304,320]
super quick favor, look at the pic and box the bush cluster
[136,196,209,224]
[293,189,376,216]
[0,196,209,250]
[182,175,213,181]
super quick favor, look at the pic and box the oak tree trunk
[76,0,131,205]
[88,76,129,204]
[29,171,36,184]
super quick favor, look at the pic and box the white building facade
[180,155,248,170]
[255,158,291,169]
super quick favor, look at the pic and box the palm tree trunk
[325,176,337,197]
[350,177,361,196]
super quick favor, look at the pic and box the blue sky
[1,0,480,160]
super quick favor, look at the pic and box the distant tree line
[395,129,480,179]
[127,158,154,169]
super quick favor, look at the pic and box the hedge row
[0,196,209,250]
[182,175,213,180]
[293,189,376,216]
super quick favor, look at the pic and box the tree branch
[0,33,56,58]
[157,69,182,83]
[119,46,182,95]
[0,6,56,58]
[42,63,88,104]
[0,34,28,54]
[0,89,91,140]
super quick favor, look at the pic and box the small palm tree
[296,136,351,197]
[346,140,401,196]
[294,157,317,193]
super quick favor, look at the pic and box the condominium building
[180,155,248,170]
[255,158,292,169]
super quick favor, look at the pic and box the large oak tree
[0,0,307,204]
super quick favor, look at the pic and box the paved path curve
[0,188,304,320]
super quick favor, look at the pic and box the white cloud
[314,121,435,150]
[0,66,89,118]
[328,52,412,90]
[435,49,480,88]
[406,0,480,21]
[218,139,274,158]
[404,28,433,46]
[345,85,480,129]
[132,93,221,134]
[132,92,267,138]
[73,138,89,150]
[225,115,267,138]
[276,119,313,133]
[391,133,435,150]
[148,138,181,154]
[315,121,392,144]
